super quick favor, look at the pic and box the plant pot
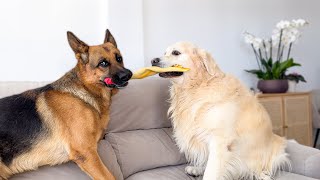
[257,80,288,93]
[287,80,297,92]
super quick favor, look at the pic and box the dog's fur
[0,30,132,180]
[152,42,290,180]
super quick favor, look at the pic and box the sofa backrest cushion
[0,79,172,133]
[108,78,172,132]
[0,81,50,98]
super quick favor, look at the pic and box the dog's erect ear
[67,31,89,63]
[67,31,89,54]
[104,29,117,48]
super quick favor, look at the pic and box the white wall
[0,0,108,81]
[143,0,320,90]
[0,0,319,91]
[0,0,144,82]
[107,0,144,71]
[0,0,111,81]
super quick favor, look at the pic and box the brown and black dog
[0,29,132,180]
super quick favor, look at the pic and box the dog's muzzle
[151,58,184,78]
[103,68,132,89]
[151,58,161,66]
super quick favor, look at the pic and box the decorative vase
[287,80,297,92]
[257,80,288,93]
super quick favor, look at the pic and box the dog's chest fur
[168,85,213,166]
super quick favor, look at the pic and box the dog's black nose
[151,58,160,66]
[115,69,132,82]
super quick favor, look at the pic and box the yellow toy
[131,65,190,79]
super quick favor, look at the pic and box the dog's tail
[270,135,291,176]
[256,134,291,180]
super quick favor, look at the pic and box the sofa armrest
[286,140,320,179]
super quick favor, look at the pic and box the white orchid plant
[244,19,308,81]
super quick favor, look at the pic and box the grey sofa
[1,78,319,180]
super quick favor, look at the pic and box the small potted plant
[243,19,308,93]
[285,72,307,92]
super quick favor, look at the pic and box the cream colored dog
[151,42,290,180]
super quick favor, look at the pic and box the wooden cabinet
[258,93,312,146]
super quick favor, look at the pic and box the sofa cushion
[0,81,50,98]
[286,141,320,179]
[11,140,124,180]
[108,78,172,133]
[106,128,186,178]
[126,164,198,180]
[275,171,318,180]
[11,162,88,180]
[126,165,316,180]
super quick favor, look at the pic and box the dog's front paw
[185,166,205,177]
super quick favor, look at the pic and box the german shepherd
[0,29,132,180]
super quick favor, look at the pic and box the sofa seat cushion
[106,128,186,178]
[286,141,320,179]
[11,140,124,180]
[126,164,317,180]
[11,162,89,180]
[126,164,198,180]
[275,171,318,180]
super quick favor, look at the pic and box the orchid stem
[251,44,261,70]
[287,43,293,60]
[277,29,283,62]
[270,39,273,61]
[280,45,285,61]
[263,40,268,60]
[259,49,264,70]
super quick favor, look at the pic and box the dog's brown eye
[98,60,110,68]
[172,50,181,56]
[116,54,123,63]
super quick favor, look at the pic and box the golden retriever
[151,42,290,180]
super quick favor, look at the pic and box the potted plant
[285,72,307,92]
[243,19,308,93]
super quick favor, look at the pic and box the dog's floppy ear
[196,49,223,77]
[104,29,117,48]
[67,31,89,64]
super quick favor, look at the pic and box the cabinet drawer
[284,96,311,146]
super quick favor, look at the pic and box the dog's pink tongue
[104,78,114,85]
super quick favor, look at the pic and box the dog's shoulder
[50,69,101,112]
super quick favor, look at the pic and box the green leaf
[275,58,301,78]
[245,69,266,79]
[299,76,307,82]
[271,61,281,79]
[261,58,271,72]
[267,58,273,67]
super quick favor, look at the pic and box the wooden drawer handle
[283,125,289,129]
